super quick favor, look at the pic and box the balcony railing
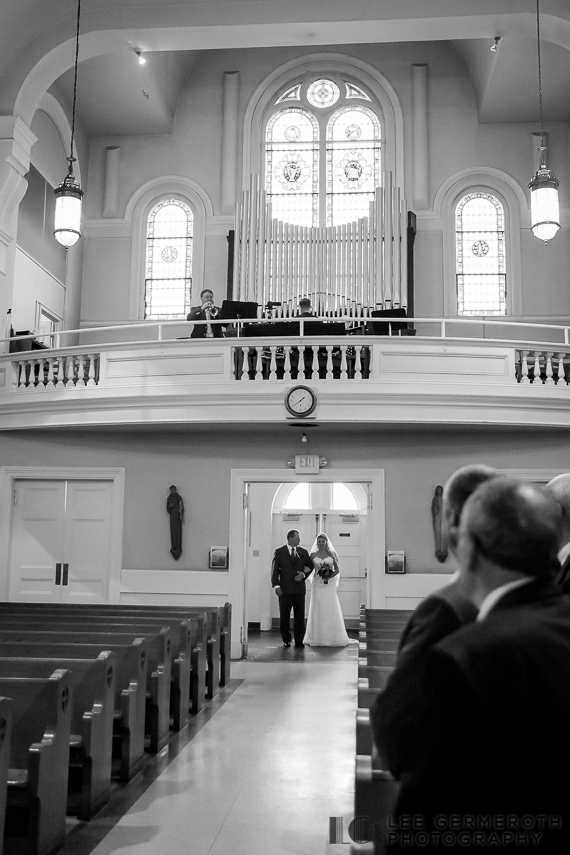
[1,316,570,430]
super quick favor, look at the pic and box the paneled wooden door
[323,513,367,622]
[9,479,114,603]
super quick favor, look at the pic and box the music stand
[370,308,408,336]
[220,301,258,321]
[220,300,259,336]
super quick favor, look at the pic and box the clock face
[285,385,317,417]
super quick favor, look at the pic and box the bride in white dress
[304,533,353,647]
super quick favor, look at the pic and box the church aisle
[81,660,357,855]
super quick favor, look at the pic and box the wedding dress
[304,556,353,647]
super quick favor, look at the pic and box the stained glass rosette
[265,108,319,227]
[326,106,380,226]
[456,193,506,316]
[145,199,193,319]
[307,79,340,109]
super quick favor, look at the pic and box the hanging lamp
[528,0,560,243]
[54,0,84,247]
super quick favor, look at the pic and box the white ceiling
[2,0,570,137]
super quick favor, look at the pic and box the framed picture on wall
[209,546,228,569]
[386,551,405,574]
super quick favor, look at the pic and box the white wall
[12,247,65,333]
[1,424,570,600]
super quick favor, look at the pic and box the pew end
[2,670,72,855]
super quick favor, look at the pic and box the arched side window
[455,192,506,316]
[264,76,382,227]
[144,199,193,320]
[435,168,524,318]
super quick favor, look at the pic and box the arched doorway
[229,468,385,659]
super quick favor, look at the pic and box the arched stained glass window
[265,108,319,227]
[265,77,382,228]
[456,193,506,316]
[145,199,193,319]
[326,106,381,226]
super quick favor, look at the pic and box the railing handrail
[3,315,570,353]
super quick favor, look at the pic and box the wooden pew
[0,604,212,709]
[0,611,191,732]
[354,755,399,854]
[0,629,170,754]
[0,639,146,784]
[0,697,12,855]
[0,653,114,820]
[355,610,410,853]
[0,670,72,855]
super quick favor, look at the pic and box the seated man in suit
[271,529,313,647]
[386,476,569,854]
[544,472,570,592]
[187,289,223,338]
[371,464,497,779]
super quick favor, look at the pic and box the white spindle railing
[6,318,570,393]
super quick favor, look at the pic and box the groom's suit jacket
[271,546,313,595]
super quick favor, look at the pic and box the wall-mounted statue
[431,485,448,563]
[166,485,184,560]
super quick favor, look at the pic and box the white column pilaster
[103,145,121,219]
[412,64,429,210]
[221,72,240,215]
[0,116,37,322]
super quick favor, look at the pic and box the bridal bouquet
[317,556,335,584]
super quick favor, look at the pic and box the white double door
[275,512,367,621]
[9,479,113,603]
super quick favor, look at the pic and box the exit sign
[295,455,320,473]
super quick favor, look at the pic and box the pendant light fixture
[528,0,560,243]
[54,0,84,247]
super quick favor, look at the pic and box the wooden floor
[54,631,359,855]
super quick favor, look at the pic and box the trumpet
[202,301,218,337]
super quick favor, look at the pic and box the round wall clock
[284,385,317,418]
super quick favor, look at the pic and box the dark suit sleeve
[271,550,281,588]
[187,306,204,322]
[371,598,467,779]
[397,596,470,660]
[303,550,313,575]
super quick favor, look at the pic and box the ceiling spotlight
[135,49,146,65]
[490,37,500,52]
[301,429,307,443]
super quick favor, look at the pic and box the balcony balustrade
[1,317,570,430]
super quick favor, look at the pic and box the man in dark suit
[545,472,570,592]
[386,476,570,854]
[187,288,223,338]
[371,464,497,778]
[271,529,313,647]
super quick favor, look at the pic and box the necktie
[291,547,297,559]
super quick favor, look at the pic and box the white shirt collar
[558,542,570,567]
[477,577,534,621]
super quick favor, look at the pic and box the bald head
[459,476,561,577]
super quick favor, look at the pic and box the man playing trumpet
[187,288,223,338]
